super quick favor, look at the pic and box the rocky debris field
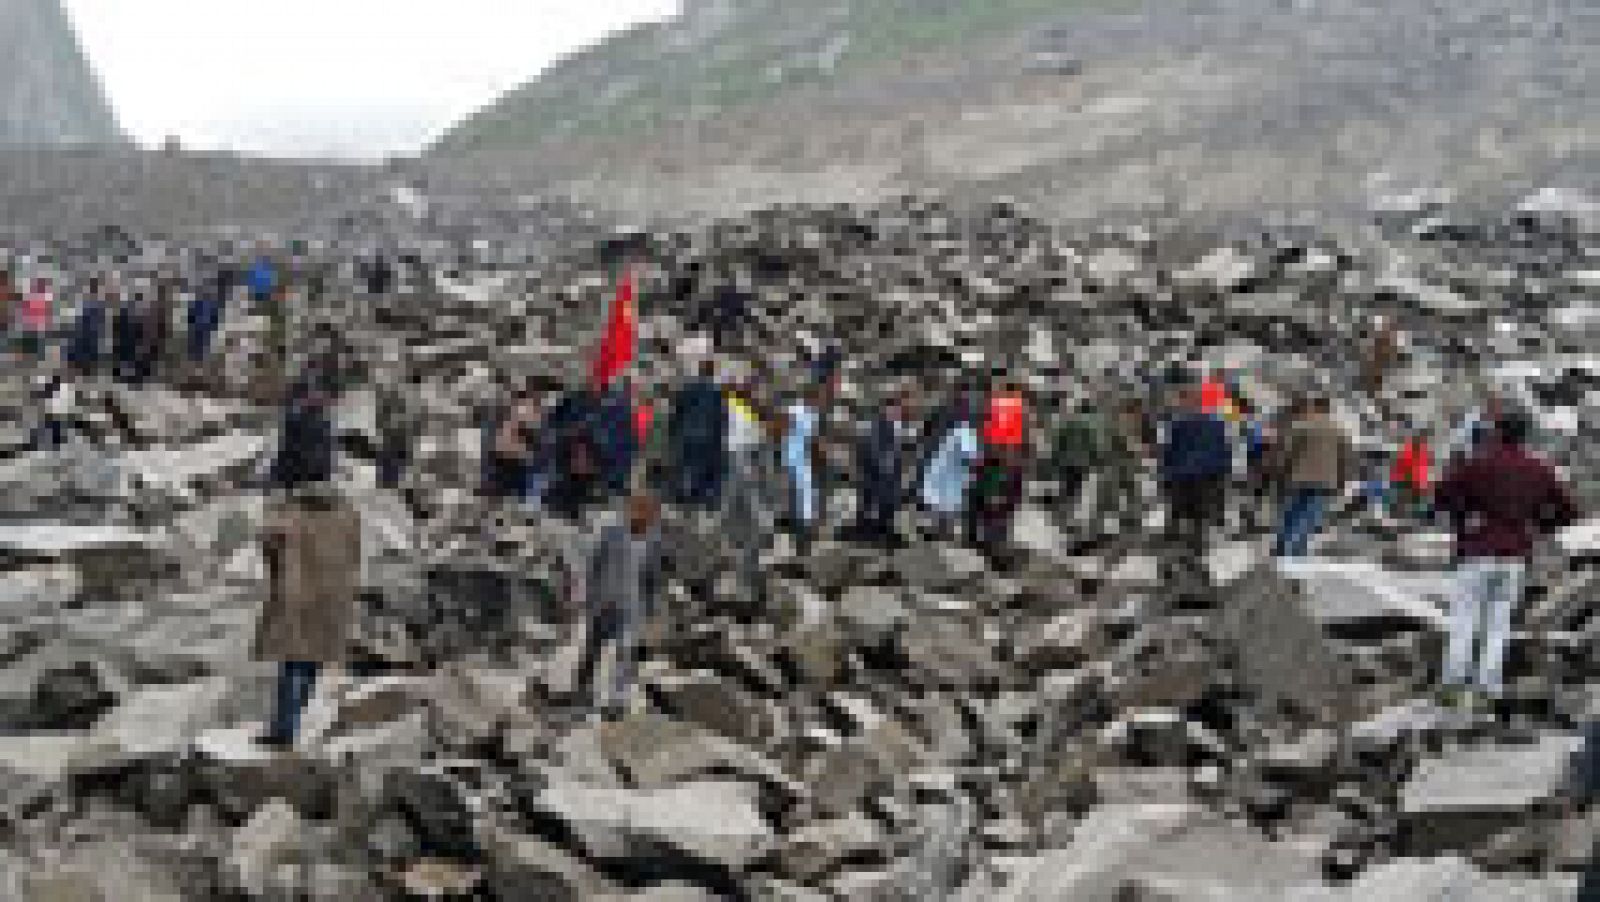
[0,188,1595,900]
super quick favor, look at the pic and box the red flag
[592,268,637,389]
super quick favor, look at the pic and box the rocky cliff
[0,0,124,146]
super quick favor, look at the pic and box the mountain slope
[434,0,1103,152]
[0,0,125,146]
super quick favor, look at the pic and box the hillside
[0,0,124,146]
[435,0,1105,152]
[425,0,1597,227]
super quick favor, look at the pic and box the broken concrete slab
[527,779,772,869]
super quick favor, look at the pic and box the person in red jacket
[981,379,1027,450]
[1433,411,1579,709]
[1389,430,1432,519]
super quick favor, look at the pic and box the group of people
[5,258,1587,811]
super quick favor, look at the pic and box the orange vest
[1391,438,1431,491]
[982,393,1026,447]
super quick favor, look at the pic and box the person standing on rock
[543,383,603,519]
[491,386,542,504]
[247,250,277,306]
[18,277,52,360]
[1271,396,1355,557]
[594,376,639,501]
[1359,315,1400,397]
[255,377,360,748]
[67,275,107,377]
[374,357,417,491]
[852,391,914,547]
[28,345,73,451]
[723,382,778,608]
[1388,423,1433,522]
[186,276,223,365]
[920,396,980,542]
[1432,410,1578,711]
[1051,396,1113,527]
[1158,383,1234,579]
[970,379,1029,548]
[573,493,664,721]
[668,359,729,509]
[0,268,15,351]
[783,383,825,552]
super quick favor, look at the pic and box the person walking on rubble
[969,379,1029,551]
[1388,423,1433,522]
[0,269,15,352]
[254,377,361,748]
[723,379,778,608]
[852,391,915,547]
[1051,396,1115,528]
[491,386,544,504]
[1158,382,1234,582]
[783,383,826,552]
[29,346,73,451]
[1433,410,1578,712]
[543,383,603,519]
[920,396,980,542]
[594,376,639,500]
[374,355,417,491]
[1271,396,1355,558]
[572,493,665,721]
[68,276,107,377]
[668,359,729,509]
[18,277,52,360]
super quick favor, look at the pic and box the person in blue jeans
[1271,397,1354,557]
[254,382,361,749]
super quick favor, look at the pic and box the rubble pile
[0,190,1594,900]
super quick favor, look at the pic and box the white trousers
[1444,558,1525,695]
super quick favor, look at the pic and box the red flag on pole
[591,267,637,389]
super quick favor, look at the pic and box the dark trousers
[268,661,319,742]
[1582,848,1599,902]
[377,436,409,489]
[1165,476,1227,556]
[855,479,902,542]
[1060,466,1090,505]
[31,417,65,451]
[678,446,725,508]
[573,610,637,710]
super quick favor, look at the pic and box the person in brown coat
[1271,396,1354,557]
[1360,316,1399,397]
[254,382,361,748]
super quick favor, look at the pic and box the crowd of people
[0,255,1586,798]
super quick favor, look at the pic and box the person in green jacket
[1052,397,1109,517]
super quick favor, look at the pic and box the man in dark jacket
[543,386,603,518]
[1159,384,1234,564]
[594,379,639,499]
[669,360,728,509]
[1433,411,1578,708]
[853,393,913,546]
[68,278,107,376]
[271,380,336,491]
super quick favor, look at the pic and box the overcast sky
[63,0,680,160]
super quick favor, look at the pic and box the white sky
[62,0,681,160]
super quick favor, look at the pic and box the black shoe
[253,732,293,749]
